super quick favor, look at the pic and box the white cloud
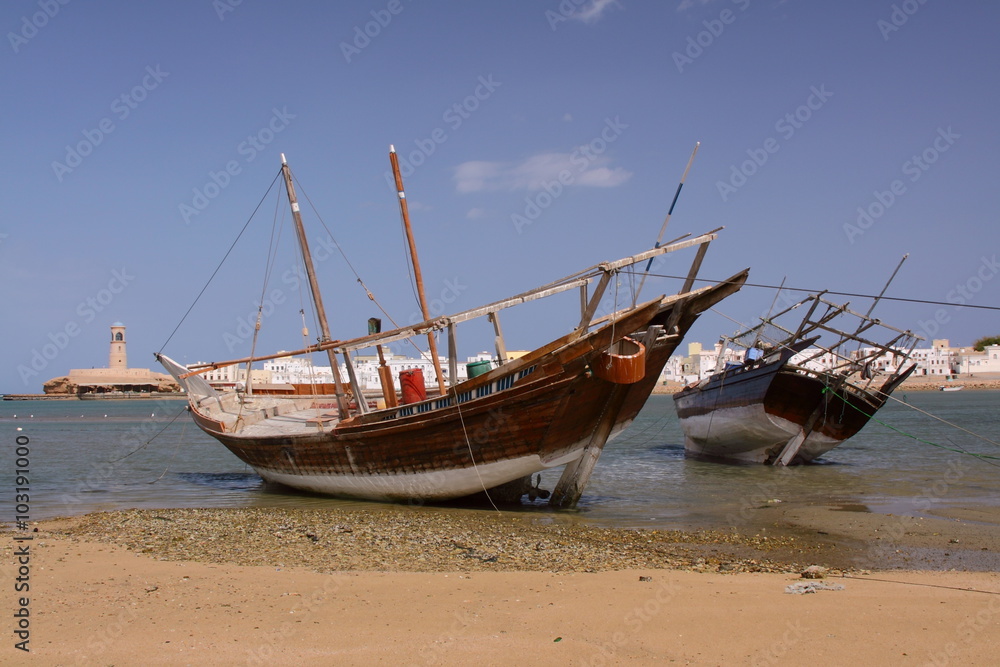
[454,152,632,193]
[576,166,631,188]
[465,207,487,220]
[562,113,574,122]
[406,200,432,212]
[676,0,713,12]
[453,161,503,194]
[573,0,621,23]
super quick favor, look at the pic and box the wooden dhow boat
[158,151,748,506]
[673,281,921,465]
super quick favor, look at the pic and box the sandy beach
[7,504,1000,665]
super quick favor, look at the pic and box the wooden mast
[280,154,350,419]
[634,141,700,305]
[389,145,447,396]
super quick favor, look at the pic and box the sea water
[2,392,997,528]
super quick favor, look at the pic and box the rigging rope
[397,203,421,308]
[823,387,1000,466]
[108,404,190,462]
[883,392,1000,449]
[290,171,432,361]
[704,304,996,465]
[244,187,290,399]
[159,169,283,353]
[631,269,1000,313]
[452,389,501,513]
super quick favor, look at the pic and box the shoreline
[8,373,998,400]
[9,506,1000,663]
[652,374,1000,394]
[1,392,187,401]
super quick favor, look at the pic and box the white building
[259,350,498,391]
[857,339,1000,377]
[196,362,271,387]
[940,342,1000,375]
[657,354,685,383]
[905,347,954,376]
[674,341,743,382]
[790,347,841,373]
[263,355,334,385]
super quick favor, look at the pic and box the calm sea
[3,392,998,528]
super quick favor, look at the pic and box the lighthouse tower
[109,322,127,370]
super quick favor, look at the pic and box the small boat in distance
[939,384,965,392]
[673,283,921,465]
[158,151,748,506]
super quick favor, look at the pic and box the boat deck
[196,394,342,437]
[237,407,341,437]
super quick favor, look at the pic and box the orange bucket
[399,368,427,404]
[593,337,646,384]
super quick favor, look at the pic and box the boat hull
[215,373,589,501]
[163,273,747,502]
[674,362,896,464]
[201,338,655,500]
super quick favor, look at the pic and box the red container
[399,368,427,405]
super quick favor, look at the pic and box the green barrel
[466,360,493,378]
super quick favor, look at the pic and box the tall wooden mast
[280,154,349,419]
[633,141,700,305]
[389,145,447,396]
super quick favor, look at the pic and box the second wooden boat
[674,289,920,465]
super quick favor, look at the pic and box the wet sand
[737,499,1000,572]
[7,503,1000,664]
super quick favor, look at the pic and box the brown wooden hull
[166,271,749,501]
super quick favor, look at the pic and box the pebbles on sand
[40,506,824,575]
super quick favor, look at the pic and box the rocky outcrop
[43,376,78,394]
[42,374,180,395]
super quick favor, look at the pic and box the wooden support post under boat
[549,383,630,508]
[280,154,350,419]
[773,396,828,466]
[488,311,508,365]
[389,145,448,396]
[549,324,665,508]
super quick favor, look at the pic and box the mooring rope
[840,574,1000,596]
[452,388,501,513]
[884,392,1000,449]
[108,403,190,463]
[823,387,1000,465]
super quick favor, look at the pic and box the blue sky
[2,0,998,392]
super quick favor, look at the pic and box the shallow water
[3,392,998,528]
